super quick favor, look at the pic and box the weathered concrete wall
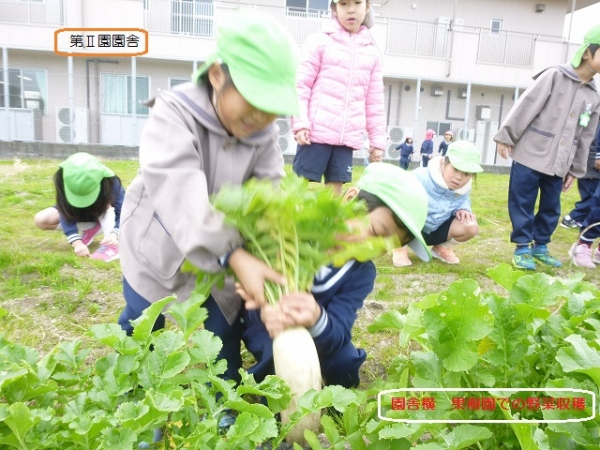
[0,141,138,161]
[0,141,510,174]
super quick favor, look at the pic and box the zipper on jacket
[340,33,355,145]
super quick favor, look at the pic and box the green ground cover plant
[1,158,600,448]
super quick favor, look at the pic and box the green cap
[446,141,484,174]
[59,153,114,208]
[192,13,299,116]
[571,24,600,68]
[356,163,431,262]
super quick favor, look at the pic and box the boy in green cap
[239,163,431,388]
[494,24,600,270]
[118,13,298,382]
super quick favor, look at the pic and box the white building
[0,0,598,165]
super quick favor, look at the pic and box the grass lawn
[1,157,598,387]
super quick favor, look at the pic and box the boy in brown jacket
[118,14,298,383]
[494,24,600,270]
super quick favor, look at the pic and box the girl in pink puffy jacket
[292,0,386,195]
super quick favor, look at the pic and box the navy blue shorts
[422,216,454,246]
[293,143,354,183]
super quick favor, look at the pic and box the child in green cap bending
[118,13,298,382]
[494,23,600,270]
[34,152,124,262]
[239,162,431,388]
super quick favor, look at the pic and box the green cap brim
[64,184,102,208]
[230,68,300,116]
[451,160,484,174]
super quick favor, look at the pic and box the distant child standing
[494,24,600,270]
[397,136,414,170]
[34,152,124,262]
[292,1,386,195]
[392,141,482,266]
[438,130,454,157]
[561,123,600,229]
[420,129,435,167]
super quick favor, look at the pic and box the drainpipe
[131,56,137,145]
[463,82,471,131]
[86,58,118,143]
[414,78,421,138]
[68,55,75,142]
[2,47,9,140]
[565,0,576,62]
[446,0,458,77]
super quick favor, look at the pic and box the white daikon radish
[273,326,322,446]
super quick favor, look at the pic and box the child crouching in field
[239,163,431,388]
[392,141,482,266]
[34,152,124,262]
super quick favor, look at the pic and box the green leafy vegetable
[192,174,397,303]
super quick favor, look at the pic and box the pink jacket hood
[292,19,386,151]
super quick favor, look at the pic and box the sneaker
[218,411,236,432]
[431,245,459,264]
[90,244,119,262]
[81,222,102,246]
[513,248,536,270]
[532,245,562,267]
[392,247,412,266]
[560,216,581,229]
[568,243,596,269]
[593,247,600,264]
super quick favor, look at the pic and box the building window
[169,78,188,88]
[171,0,213,36]
[426,121,452,136]
[286,0,329,15]
[0,68,47,114]
[490,18,503,34]
[102,74,150,115]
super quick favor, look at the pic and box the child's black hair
[589,44,600,58]
[54,168,122,223]
[356,190,414,244]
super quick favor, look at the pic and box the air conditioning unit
[386,126,413,159]
[457,128,476,142]
[275,117,297,155]
[56,107,89,144]
[431,85,444,97]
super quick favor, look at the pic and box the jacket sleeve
[59,214,80,244]
[292,34,324,133]
[138,94,244,270]
[111,179,125,234]
[365,57,387,150]
[453,193,473,215]
[310,262,375,357]
[493,69,556,146]
[570,111,600,178]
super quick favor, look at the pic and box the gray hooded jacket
[119,81,285,323]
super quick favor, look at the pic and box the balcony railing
[0,0,62,25]
[477,29,535,66]
[145,0,214,37]
[387,19,448,58]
